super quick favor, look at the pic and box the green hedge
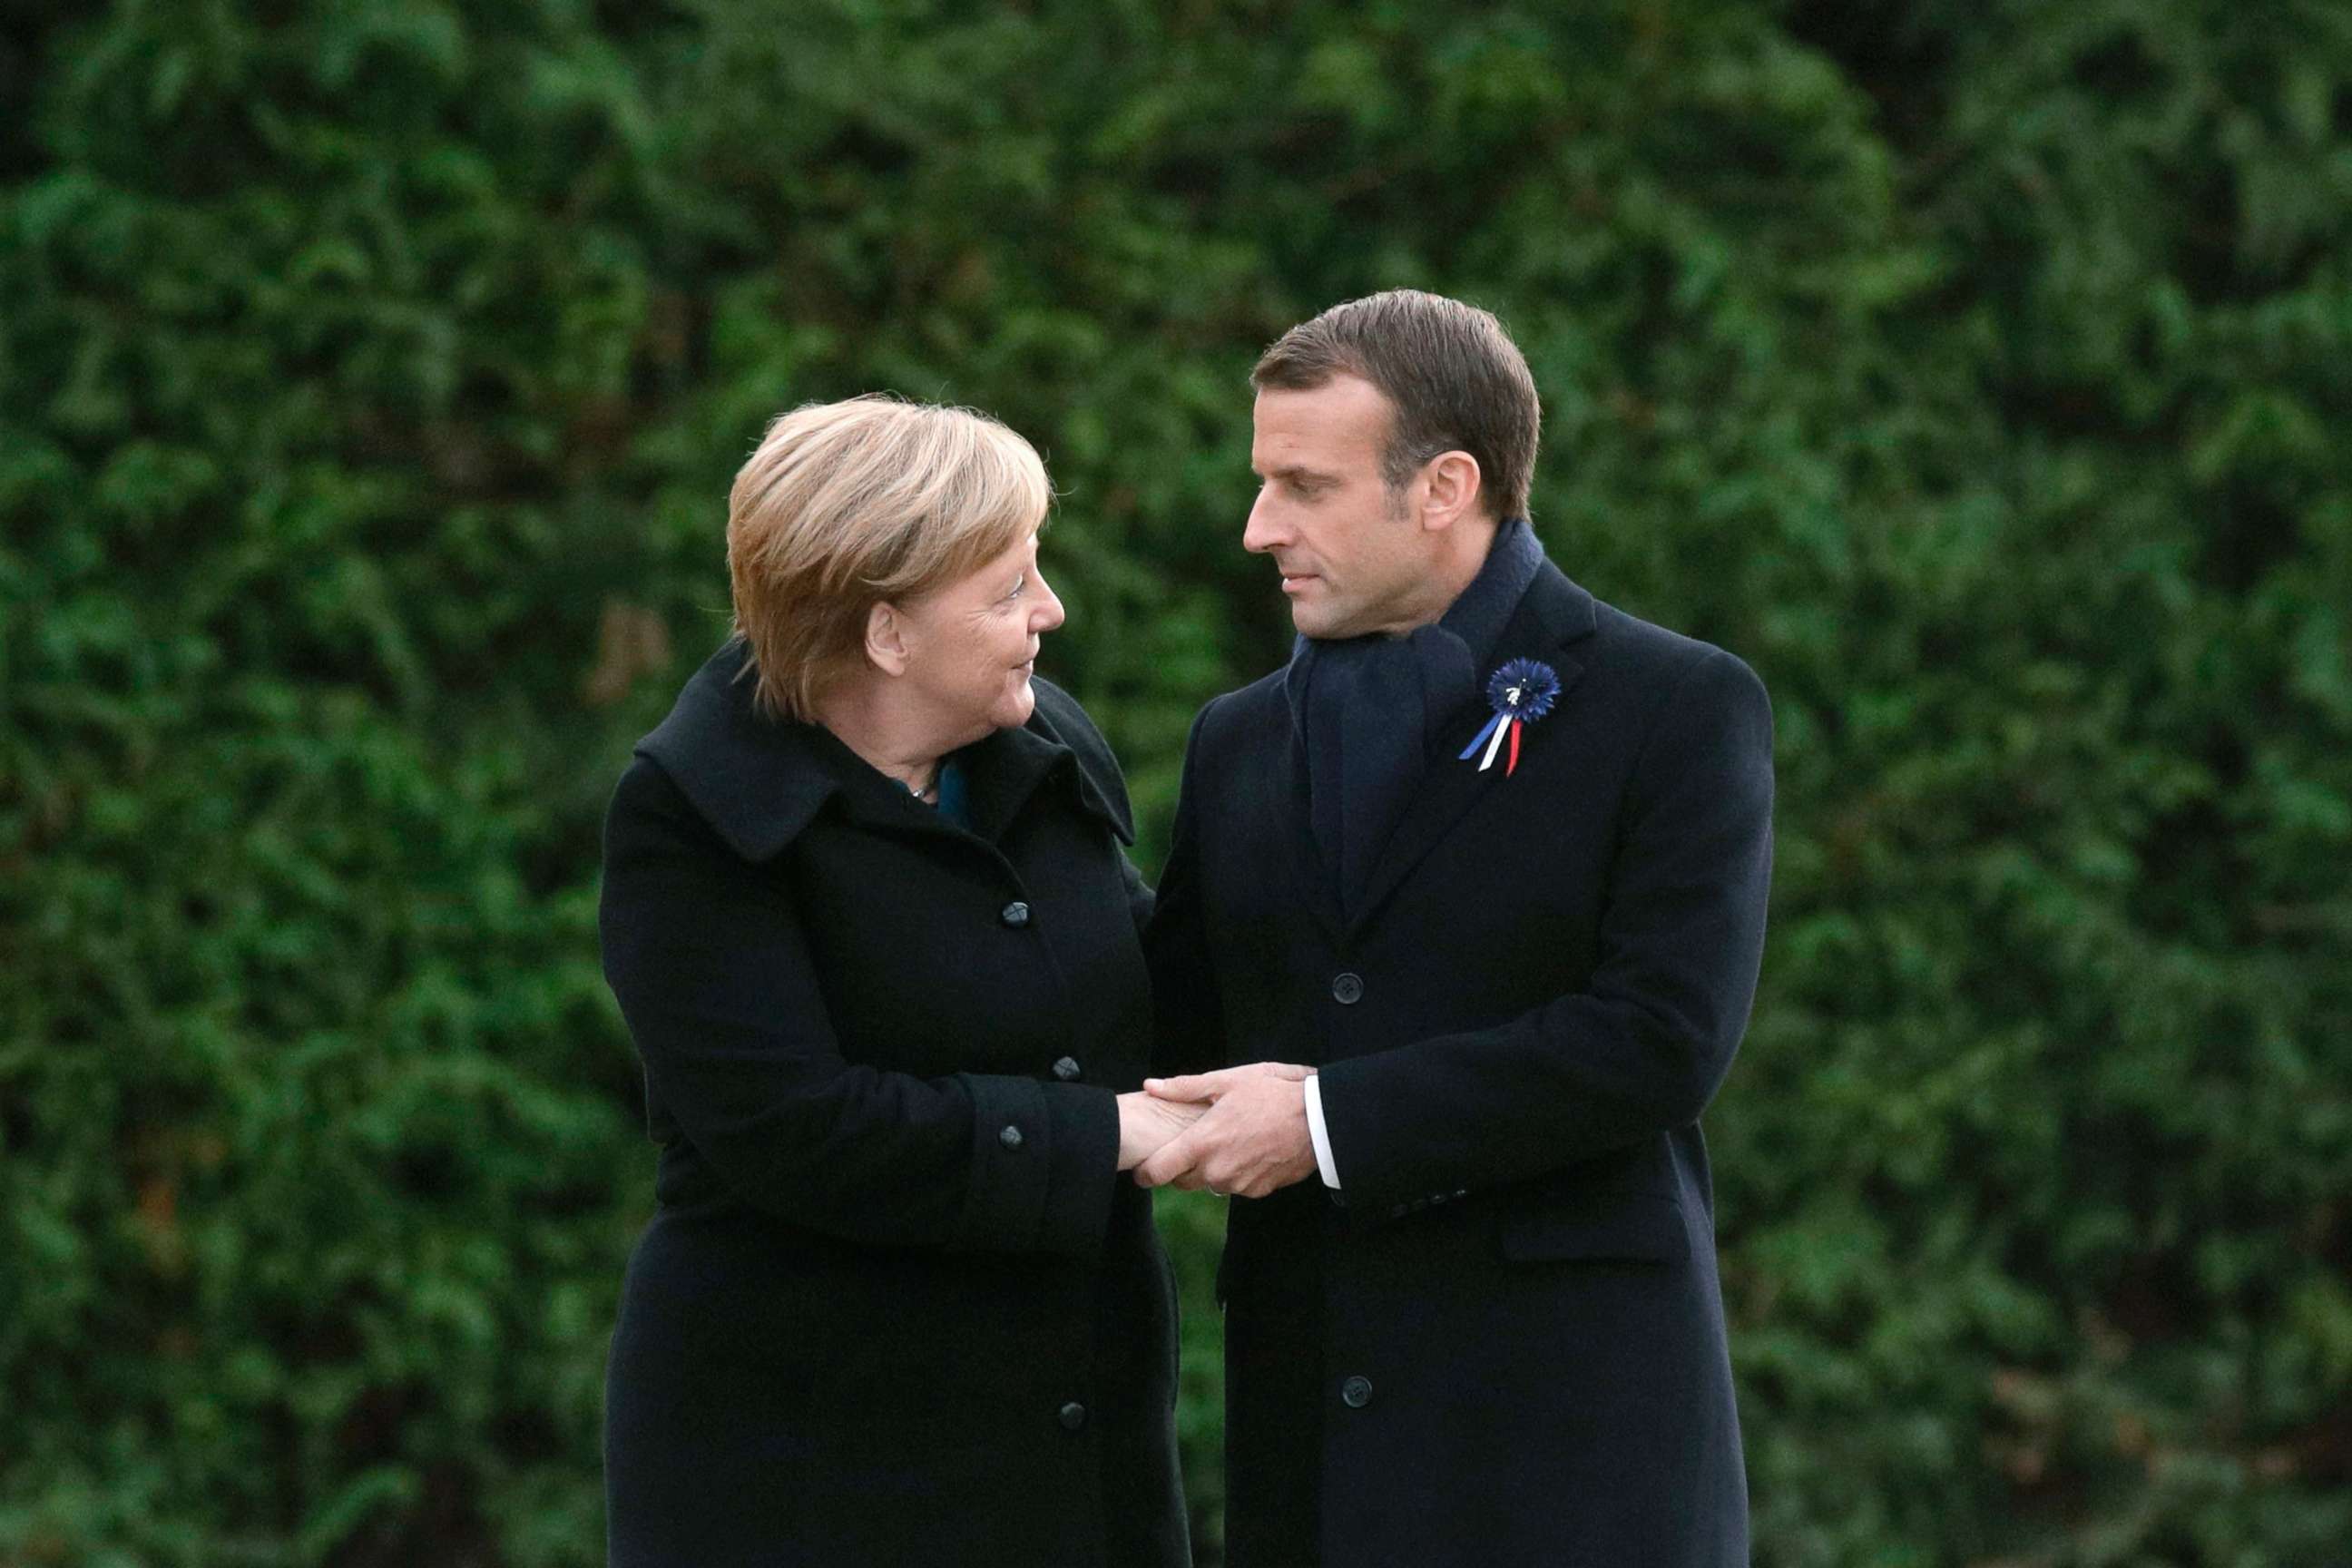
[4,2,2347,1563]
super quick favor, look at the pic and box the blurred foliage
[4,0,2349,1563]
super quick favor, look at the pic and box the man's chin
[1288,603,1345,640]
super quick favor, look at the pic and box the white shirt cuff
[1303,1072,1341,1190]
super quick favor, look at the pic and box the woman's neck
[811,679,951,796]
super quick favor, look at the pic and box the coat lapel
[1341,564,1600,939]
[961,720,1111,846]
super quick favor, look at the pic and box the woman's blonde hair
[726,395,1050,721]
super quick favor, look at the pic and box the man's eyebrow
[1259,464,1337,485]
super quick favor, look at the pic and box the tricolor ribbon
[1457,658,1561,777]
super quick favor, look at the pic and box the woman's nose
[1034,575,1067,632]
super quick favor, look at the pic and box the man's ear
[864,601,911,677]
[1418,451,1485,532]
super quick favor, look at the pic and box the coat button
[1331,972,1364,1004]
[1058,1401,1088,1430]
[999,1124,1024,1150]
[1052,1056,1082,1082]
[1340,1375,1373,1408]
[1000,901,1033,928]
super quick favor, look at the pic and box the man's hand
[1133,1063,1318,1198]
[1116,1092,1208,1172]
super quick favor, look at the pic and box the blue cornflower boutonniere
[1457,658,1560,777]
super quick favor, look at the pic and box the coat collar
[1510,554,1601,657]
[638,639,1131,863]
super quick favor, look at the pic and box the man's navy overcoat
[1150,561,1774,1568]
[599,640,1188,1568]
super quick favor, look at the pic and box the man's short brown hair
[1250,289,1541,522]
[726,396,1049,721]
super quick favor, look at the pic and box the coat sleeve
[1314,649,1775,1218]
[598,758,1122,1254]
[1142,700,1230,1079]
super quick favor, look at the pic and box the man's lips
[1279,570,1318,594]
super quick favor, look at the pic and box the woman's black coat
[598,639,1187,1568]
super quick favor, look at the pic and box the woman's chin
[991,676,1036,730]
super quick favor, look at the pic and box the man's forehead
[1251,377,1390,460]
[1254,373,1389,421]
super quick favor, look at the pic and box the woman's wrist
[1115,1091,1204,1171]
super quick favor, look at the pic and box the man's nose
[1242,492,1286,554]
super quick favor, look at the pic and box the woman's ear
[865,602,912,677]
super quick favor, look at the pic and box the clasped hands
[1114,1063,1318,1199]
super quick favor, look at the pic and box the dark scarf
[1283,516,1545,916]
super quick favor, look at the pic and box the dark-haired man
[1138,290,1772,1567]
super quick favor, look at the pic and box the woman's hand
[1116,1092,1208,1172]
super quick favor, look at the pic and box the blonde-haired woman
[600,397,1195,1566]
